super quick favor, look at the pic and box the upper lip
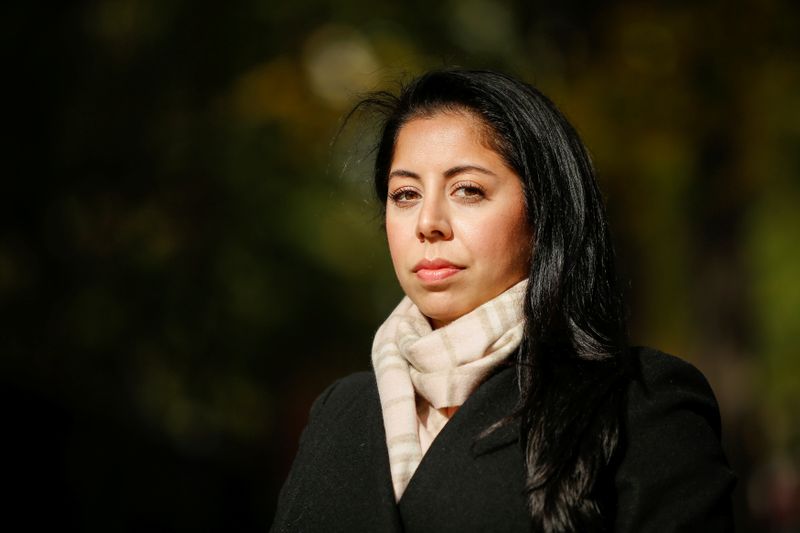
[412,258,464,272]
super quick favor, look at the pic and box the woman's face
[386,111,532,328]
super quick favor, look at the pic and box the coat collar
[464,364,521,457]
[386,364,533,530]
[368,364,521,505]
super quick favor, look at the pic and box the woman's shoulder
[614,346,736,531]
[316,370,376,402]
[631,346,717,389]
[306,371,378,422]
[625,346,723,435]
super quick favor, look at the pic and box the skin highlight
[385,111,533,329]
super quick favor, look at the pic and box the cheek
[385,216,408,267]
[462,210,530,268]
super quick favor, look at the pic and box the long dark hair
[351,69,631,531]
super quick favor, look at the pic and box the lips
[412,258,465,282]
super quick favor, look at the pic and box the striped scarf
[371,280,527,500]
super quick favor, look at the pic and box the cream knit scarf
[371,280,527,500]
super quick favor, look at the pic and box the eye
[388,187,420,206]
[452,181,486,202]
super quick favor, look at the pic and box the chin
[415,296,470,327]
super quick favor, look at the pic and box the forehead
[391,112,501,165]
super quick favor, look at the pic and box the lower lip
[415,267,463,282]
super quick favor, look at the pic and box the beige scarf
[371,280,527,500]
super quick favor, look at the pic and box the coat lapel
[398,364,521,500]
[365,375,405,531]
[395,365,533,531]
[273,366,525,532]
[272,371,403,532]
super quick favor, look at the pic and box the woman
[271,69,736,532]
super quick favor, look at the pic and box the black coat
[271,347,736,532]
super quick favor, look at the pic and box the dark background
[2,1,799,531]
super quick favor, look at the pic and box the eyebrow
[388,165,497,180]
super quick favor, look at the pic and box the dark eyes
[388,182,486,206]
[388,187,420,204]
[452,184,485,199]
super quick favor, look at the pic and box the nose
[416,194,453,242]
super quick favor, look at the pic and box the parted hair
[351,68,631,532]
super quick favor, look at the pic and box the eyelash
[388,187,420,205]
[452,181,486,201]
[388,181,487,207]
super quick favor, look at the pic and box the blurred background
[2,0,798,531]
